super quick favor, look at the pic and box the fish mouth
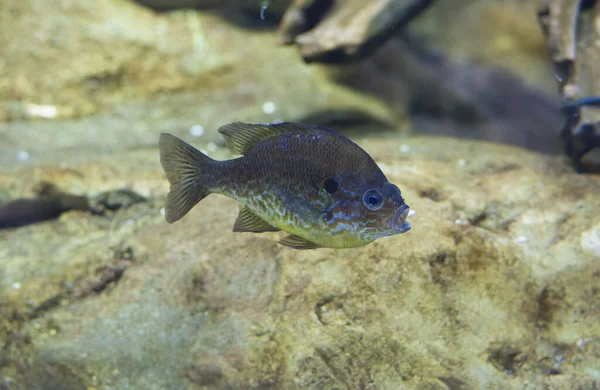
[388,204,411,233]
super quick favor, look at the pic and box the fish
[158,122,411,249]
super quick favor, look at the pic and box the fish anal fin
[233,205,280,233]
[279,235,322,250]
[218,122,312,155]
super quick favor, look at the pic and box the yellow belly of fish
[241,193,371,248]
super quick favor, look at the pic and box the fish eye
[363,189,384,211]
[322,177,339,194]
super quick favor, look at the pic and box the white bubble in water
[25,103,57,118]
[262,101,276,114]
[190,125,205,137]
[514,236,528,244]
[207,142,217,152]
[458,159,467,166]
[160,208,166,216]
[12,282,21,290]
[17,151,29,161]
[399,144,410,153]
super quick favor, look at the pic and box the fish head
[323,176,411,243]
[362,181,411,238]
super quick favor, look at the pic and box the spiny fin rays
[279,234,323,250]
[218,122,313,155]
[233,205,280,233]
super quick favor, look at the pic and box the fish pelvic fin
[159,133,212,223]
[218,122,313,155]
[233,205,281,233]
[279,235,323,250]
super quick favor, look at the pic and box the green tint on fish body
[158,122,411,249]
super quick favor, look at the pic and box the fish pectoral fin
[233,205,280,233]
[217,122,312,155]
[279,235,322,250]
[278,189,324,225]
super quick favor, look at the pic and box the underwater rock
[1,135,599,389]
[0,0,396,125]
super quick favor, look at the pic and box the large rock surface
[0,0,396,124]
[1,133,599,389]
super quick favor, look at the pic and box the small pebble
[190,124,205,137]
[17,151,29,161]
[262,101,276,114]
[399,144,411,153]
[49,329,57,336]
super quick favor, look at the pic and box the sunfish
[158,122,411,249]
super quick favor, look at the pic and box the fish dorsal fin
[218,122,311,155]
[233,205,280,233]
[279,235,322,250]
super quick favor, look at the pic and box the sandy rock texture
[1,134,599,389]
[0,0,395,124]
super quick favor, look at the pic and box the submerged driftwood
[0,184,147,229]
[279,0,436,63]
[538,0,600,171]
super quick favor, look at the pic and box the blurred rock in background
[1,0,564,167]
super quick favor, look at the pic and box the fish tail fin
[159,133,212,223]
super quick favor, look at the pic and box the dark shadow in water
[132,1,282,30]
[577,149,600,173]
[330,34,564,155]
[296,109,396,136]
